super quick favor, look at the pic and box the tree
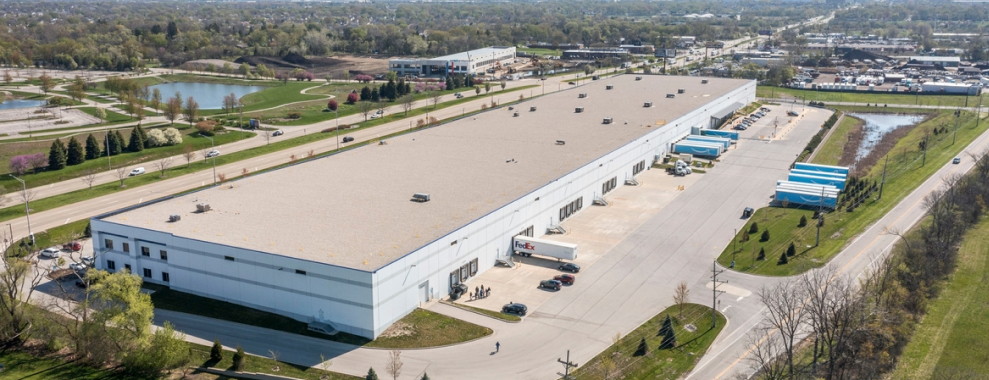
[749,222,759,234]
[366,367,379,380]
[421,374,430,380]
[634,337,648,356]
[346,92,359,104]
[757,247,766,261]
[800,268,861,378]
[163,128,182,145]
[232,346,246,371]
[28,153,47,173]
[359,101,374,121]
[386,350,403,380]
[164,96,182,125]
[760,229,771,242]
[475,86,481,96]
[786,242,796,257]
[80,170,98,190]
[85,134,101,160]
[3,71,11,86]
[360,86,372,101]
[115,167,129,187]
[66,137,85,166]
[9,155,33,175]
[150,88,162,115]
[121,322,190,377]
[182,146,196,168]
[127,126,145,152]
[777,252,788,265]
[400,94,416,115]
[0,251,45,346]
[94,107,106,124]
[327,99,338,111]
[48,138,67,170]
[210,340,224,362]
[145,129,167,147]
[223,93,238,114]
[39,72,54,94]
[759,279,806,377]
[184,96,199,126]
[798,215,807,227]
[68,76,87,103]
[673,281,689,318]
[485,82,491,93]
[500,80,507,91]
[105,131,121,156]
[431,92,442,109]
[154,157,172,178]
[659,315,677,349]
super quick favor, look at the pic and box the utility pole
[9,175,34,245]
[557,350,578,380]
[878,155,888,201]
[952,108,960,145]
[921,132,929,167]
[710,261,726,328]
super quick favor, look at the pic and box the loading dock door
[419,281,430,303]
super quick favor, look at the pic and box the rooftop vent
[168,214,181,223]
[677,88,685,94]
[530,106,537,112]
[513,112,519,117]
[606,85,614,90]
[556,140,566,145]
[603,117,614,124]
[635,76,642,81]
[666,93,676,98]
[701,79,709,84]
[578,93,587,98]
[411,193,431,203]
[643,101,653,107]
[195,203,211,213]
[575,107,584,113]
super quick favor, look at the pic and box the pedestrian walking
[469,291,474,300]
[475,286,479,297]
[496,341,500,352]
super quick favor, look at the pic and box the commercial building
[388,46,516,78]
[90,75,755,339]
[562,48,630,60]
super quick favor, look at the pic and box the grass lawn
[3,219,91,256]
[717,109,986,276]
[149,284,490,349]
[188,342,359,380]
[441,301,522,322]
[811,113,862,166]
[571,303,726,380]
[517,47,562,56]
[0,350,144,380]
[890,218,989,380]
[757,86,986,109]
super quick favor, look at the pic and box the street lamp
[335,109,340,151]
[9,175,34,245]
[202,134,217,185]
[105,127,112,170]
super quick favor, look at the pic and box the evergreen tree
[105,131,120,156]
[634,337,648,356]
[210,340,223,362]
[371,88,380,102]
[659,315,677,349]
[748,222,759,234]
[85,134,101,159]
[757,247,766,260]
[403,81,411,95]
[445,76,453,90]
[786,242,796,257]
[127,126,145,152]
[366,367,379,380]
[798,215,807,227]
[396,78,406,96]
[47,138,67,170]
[232,346,246,371]
[135,125,148,147]
[760,229,771,242]
[360,86,372,101]
[421,374,430,380]
[114,131,127,155]
[384,79,397,101]
[66,137,85,165]
[778,252,789,265]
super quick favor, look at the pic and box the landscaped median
[717,107,985,276]
[571,303,726,379]
[441,300,522,322]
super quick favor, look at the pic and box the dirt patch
[234,54,392,78]
[377,320,415,339]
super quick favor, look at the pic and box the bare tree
[115,167,129,187]
[386,350,403,380]
[80,170,99,190]
[183,145,197,168]
[359,101,374,121]
[184,96,199,126]
[673,281,690,319]
[801,268,861,379]
[759,279,806,378]
[223,92,238,114]
[154,157,173,178]
[400,94,416,115]
[746,327,789,380]
[431,91,442,109]
[0,254,45,346]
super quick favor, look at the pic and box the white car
[69,262,87,272]
[40,247,62,258]
[206,150,221,158]
[129,167,145,176]
[369,113,381,119]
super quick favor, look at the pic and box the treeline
[9,125,182,175]
[754,150,989,380]
[0,1,827,71]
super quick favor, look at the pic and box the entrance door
[418,281,429,303]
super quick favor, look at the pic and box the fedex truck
[512,235,577,261]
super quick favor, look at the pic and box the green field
[758,86,987,109]
[890,218,989,379]
[572,303,725,380]
[718,109,986,276]
[810,113,861,165]
[0,350,144,379]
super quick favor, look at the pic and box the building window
[160,250,168,261]
[122,242,130,253]
[162,272,170,282]
[141,247,150,256]
[224,256,235,261]
[124,264,131,272]
[107,260,116,270]
[104,239,113,250]
[143,268,151,278]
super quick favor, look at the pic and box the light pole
[335,109,340,151]
[202,134,217,185]
[105,127,112,170]
[9,175,34,245]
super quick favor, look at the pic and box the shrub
[346,92,360,104]
[163,127,183,145]
[327,99,338,111]
[287,112,302,119]
[145,129,167,147]
[798,215,807,227]
[757,247,766,260]
[786,242,796,257]
[210,340,223,362]
[232,346,245,371]
[777,252,788,265]
[748,222,759,234]
[634,337,648,356]
[760,229,771,242]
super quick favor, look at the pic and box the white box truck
[512,236,577,260]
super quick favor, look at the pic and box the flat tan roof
[104,75,751,271]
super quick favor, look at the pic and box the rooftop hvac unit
[635,76,642,81]
[556,140,566,145]
[530,106,537,112]
[575,107,584,113]
[513,112,519,117]
[603,117,614,124]
[643,102,653,107]
[606,85,614,90]
[677,88,685,94]
[666,93,676,98]
[701,79,709,84]
[578,93,588,98]
[168,214,181,223]
[411,193,431,203]
[196,203,211,213]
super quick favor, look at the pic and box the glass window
[142,268,151,278]
[107,260,116,270]
[160,250,168,261]
[122,243,130,253]
[124,264,131,272]
[104,239,113,250]
[141,247,150,256]
[162,272,170,282]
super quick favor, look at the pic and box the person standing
[495,341,500,352]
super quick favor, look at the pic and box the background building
[389,46,516,78]
[91,75,755,339]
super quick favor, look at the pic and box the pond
[848,113,925,161]
[148,82,265,110]
[0,99,45,110]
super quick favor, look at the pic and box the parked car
[502,302,527,316]
[742,207,754,218]
[69,262,87,272]
[554,274,575,285]
[370,113,381,119]
[539,279,562,291]
[342,136,355,143]
[206,150,221,158]
[81,256,95,266]
[953,157,961,164]
[559,262,581,273]
[40,247,62,258]
[272,130,284,136]
[63,241,82,252]
[129,167,145,176]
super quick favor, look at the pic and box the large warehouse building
[389,46,516,78]
[91,75,755,339]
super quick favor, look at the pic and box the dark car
[342,136,355,143]
[554,274,575,285]
[272,130,284,136]
[539,279,562,291]
[502,303,527,316]
[742,207,754,219]
[559,262,581,273]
